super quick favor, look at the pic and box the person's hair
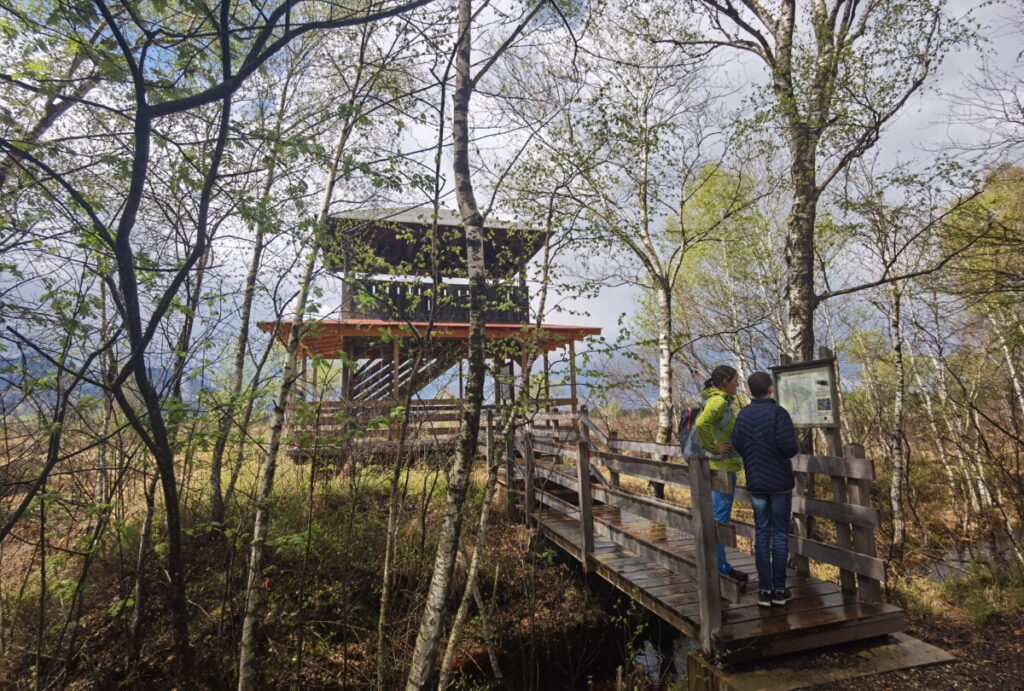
[704,365,738,390]
[747,371,774,398]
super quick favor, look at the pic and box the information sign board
[771,359,839,428]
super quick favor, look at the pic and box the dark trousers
[749,491,792,591]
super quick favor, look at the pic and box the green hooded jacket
[696,386,742,472]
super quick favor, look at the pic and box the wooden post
[576,406,595,573]
[608,431,621,487]
[493,358,502,407]
[340,338,352,401]
[568,340,578,413]
[392,338,400,401]
[845,443,883,604]
[791,472,812,578]
[520,343,530,404]
[817,346,855,595]
[300,351,308,403]
[543,351,551,409]
[825,428,855,595]
[311,355,319,402]
[485,409,494,469]
[687,453,722,655]
[507,358,516,408]
[523,429,536,529]
[504,430,516,516]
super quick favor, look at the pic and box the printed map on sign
[775,364,835,426]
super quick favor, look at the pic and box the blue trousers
[711,472,737,574]
[749,492,792,591]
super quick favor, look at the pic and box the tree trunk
[437,421,504,689]
[887,291,907,559]
[405,1,485,685]
[236,247,318,691]
[782,140,819,362]
[237,107,352,689]
[651,281,673,498]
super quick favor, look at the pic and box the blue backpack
[678,395,732,458]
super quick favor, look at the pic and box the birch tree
[405,0,548,685]
[667,0,968,360]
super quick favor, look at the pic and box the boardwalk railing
[286,397,573,461]
[508,406,886,656]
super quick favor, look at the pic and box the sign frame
[769,357,841,429]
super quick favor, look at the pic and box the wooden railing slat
[607,438,682,458]
[792,453,875,480]
[732,487,880,528]
[590,449,691,487]
[729,519,884,580]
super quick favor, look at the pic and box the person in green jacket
[695,365,747,584]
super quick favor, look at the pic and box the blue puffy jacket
[731,398,799,493]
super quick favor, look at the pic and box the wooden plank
[721,600,903,643]
[533,412,578,423]
[728,518,885,579]
[590,449,691,487]
[589,555,700,641]
[705,633,952,689]
[732,487,880,528]
[792,453,875,480]
[593,485,737,548]
[607,438,682,458]
[722,591,853,625]
[718,608,905,663]
[683,581,838,618]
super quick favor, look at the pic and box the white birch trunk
[236,247,317,691]
[405,1,485,684]
[238,120,350,689]
[887,291,907,556]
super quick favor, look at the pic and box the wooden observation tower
[258,207,600,460]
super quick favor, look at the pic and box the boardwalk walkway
[504,408,905,662]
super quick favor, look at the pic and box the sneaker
[725,567,748,585]
[757,590,772,607]
[772,588,792,606]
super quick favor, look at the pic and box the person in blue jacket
[731,371,800,607]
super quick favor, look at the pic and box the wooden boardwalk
[505,408,905,662]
